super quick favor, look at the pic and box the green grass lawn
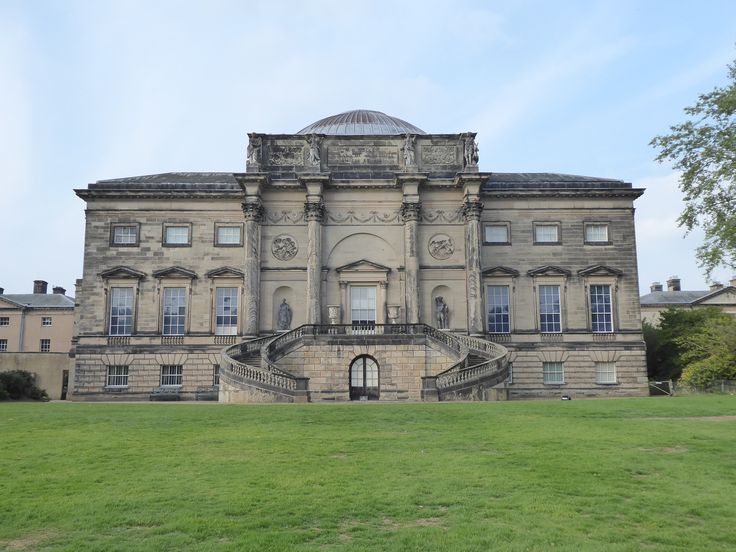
[1,397,735,551]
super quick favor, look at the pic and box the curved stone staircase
[219,324,510,403]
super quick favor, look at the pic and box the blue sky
[1,0,736,295]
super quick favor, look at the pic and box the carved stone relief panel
[421,145,458,165]
[428,233,455,260]
[272,235,298,261]
[327,145,399,166]
[269,144,305,166]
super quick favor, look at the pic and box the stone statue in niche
[403,133,416,167]
[246,133,262,169]
[277,299,292,330]
[435,296,449,329]
[307,134,321,167]
[463,135,479,168]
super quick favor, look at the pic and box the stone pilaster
[242,198,264,336]
[400,201,421,324]
[463,198,484,335]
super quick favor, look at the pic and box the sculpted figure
[435,296,449,329]
[277,299,292,330]
[247,133,262,167]
[307,134,321,166]
[403,133,416,167]
[464,135,479,168]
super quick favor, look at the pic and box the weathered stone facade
[71,110,648,401]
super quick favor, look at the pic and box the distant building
[640,276,736,326]
[0,280,74,399]
[71,109,649,402]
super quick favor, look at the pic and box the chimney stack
[666,276,681,292]
[650,282,663,292]
[0,287,4,295]
[52,286,66,295]
[33,280,48,294]
[710,282,723,291]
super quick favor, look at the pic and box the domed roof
[297,109,426,135]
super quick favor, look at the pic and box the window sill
[543,383,566,387]
[162,243,192,248]
[595,382,619,386]
[533,242,562,246]
[584,241,612,246]
[214,243,243,248]
[483,242,511,246]
[104,386,128,392]
[109,243,140,248]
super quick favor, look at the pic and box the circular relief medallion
[272,235,298,261]
[428,233,454,260]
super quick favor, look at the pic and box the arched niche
[326,232,400,268]
[431,285,453,329]
[273,286,295,331]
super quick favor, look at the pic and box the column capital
[242,198,265,222]
[400,201,422,222]
[304,199,325,223]
[462,199,483,222]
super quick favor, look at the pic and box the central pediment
[335,259,392,273]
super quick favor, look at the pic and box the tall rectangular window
[163,288,187,336]
[539,285,561,333]
[543,362,565,384]
[213,364,220,386]
[216,288,238,335]
[111,225,138,245]
[40,339,51,352]
[595,362,617,384]
[487,285,510,333]
[0,339,7,352]
[160,365,183,386]
[590,285,613,333]
[107,365,129,387]
[109,287,134,336]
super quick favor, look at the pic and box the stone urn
[387,305,400,324]
[327,305,340,324]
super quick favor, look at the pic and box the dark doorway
[61,370,69,400]
[349,355,379,401]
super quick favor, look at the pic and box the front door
[349,356,379,400]
[350,285,376,333]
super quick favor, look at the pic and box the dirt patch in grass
[2,530,57,550]
[640,446,689,454]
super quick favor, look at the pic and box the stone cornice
[76,189,243,201]
[482,188,645,200]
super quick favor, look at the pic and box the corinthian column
[463,198,484,335]
[242,198,264,336]
[400,201,421,324]
[304,199,324,324]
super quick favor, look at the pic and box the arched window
[349,356,379,401]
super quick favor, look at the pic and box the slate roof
[637,287,736,306]
[483,173,632,192]
[0,294,74,309]
[84,172,240,192]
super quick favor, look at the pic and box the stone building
[71,110,648,401]
[0,280,74,399]
[640,276,736,326]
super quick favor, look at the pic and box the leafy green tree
[650,59,736,278]
[678,314,736,387]
[643,307,723,380]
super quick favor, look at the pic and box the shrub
[0,370,49,401]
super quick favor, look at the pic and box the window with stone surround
[163,224,191,247]
[110,224,139,246]
[590,285,613,333]
[0,339,7,352]
[107,365,129,387]
[483,223,510,245]
[595,362,617,384]
[543,362,565,384]
[160,365,183,386]
[215,224,243,246]
[486,285,510,333]
[162,287,187,336]
[213,364,220,386]
[585,223,610,244]
[534,223,561,244]
[215,287,238,335]
[0,317,8,326]
[42,317,52,326]
[40,339,51,352]
[539,285,561,333]
[109,287,134,336]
